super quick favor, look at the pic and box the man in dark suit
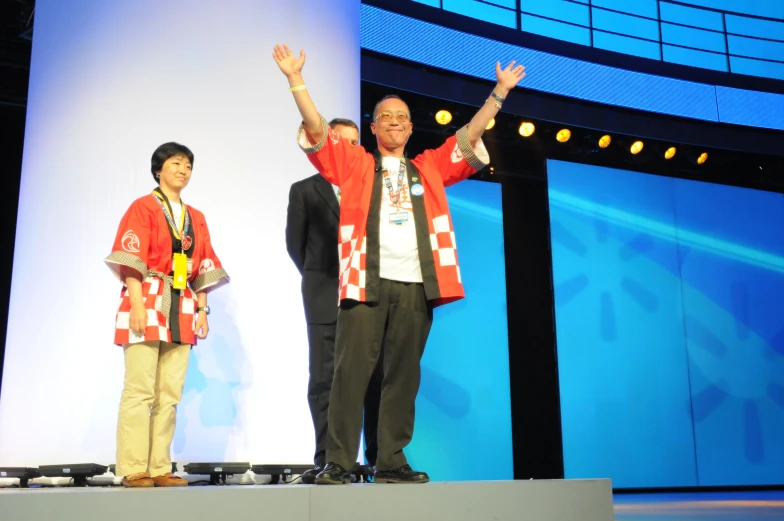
[286,118,382,484]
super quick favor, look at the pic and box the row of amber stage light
[434,110,709,165]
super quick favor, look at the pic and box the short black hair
[150,142,194,183]
[372,95,409,120]
[328,118,358,130]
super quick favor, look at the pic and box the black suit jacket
[286,174,340,325]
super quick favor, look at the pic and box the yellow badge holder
[172,253,188,290]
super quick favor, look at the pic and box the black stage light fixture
[38,463,108,487]
[0,467,41,488]
[251,464,312,484]
[183,462,250,485]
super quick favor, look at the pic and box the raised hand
[273,44,306,79]
[495,60,526,92]
[274,43,322,143]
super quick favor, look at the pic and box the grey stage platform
[0,479,613,521]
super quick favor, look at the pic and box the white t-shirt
[379,156,422,283]
[170,200,183,225]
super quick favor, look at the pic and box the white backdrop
[0,0,360,466]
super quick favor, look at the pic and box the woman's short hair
[150,142,194,183]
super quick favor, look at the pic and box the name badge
[173,253,188,290]
[389,211,409,225]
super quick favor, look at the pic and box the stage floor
[614,490,784,521]
[0,478,613,521]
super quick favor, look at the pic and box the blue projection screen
[548,159,784,488]
[408,180,513,481]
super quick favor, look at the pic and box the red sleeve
[297,116,365,187]
[104,197,152,282]
[415,125,490,187]
[191,210,230,294]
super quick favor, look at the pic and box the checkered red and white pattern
[304,123,489,306]
[430,214,462,284]
[114,276,197,346]
[338,224,367,302]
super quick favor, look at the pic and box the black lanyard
[152,189,190,241]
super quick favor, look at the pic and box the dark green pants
[326,279,433,471]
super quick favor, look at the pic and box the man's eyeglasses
[375,110,410,123]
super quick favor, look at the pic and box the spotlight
[435,110,452,125]
[556,129,571,143]
[630,141,644,155]
[519,121,535,137]
[598,135,611,148]
[664,147,677,159]
[697,152,708,164]
[485,118,495,130]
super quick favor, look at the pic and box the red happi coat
[105,194,230,346]
[298,118,489,307]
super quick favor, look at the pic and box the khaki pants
[116,341,190,477]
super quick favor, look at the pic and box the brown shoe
[151,472,188,487]
[122,472,154,488]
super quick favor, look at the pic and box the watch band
[490,91,506,103]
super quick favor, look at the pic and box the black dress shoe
[374,465,429,484]
[300,466,322,484]
[315,462,351,485]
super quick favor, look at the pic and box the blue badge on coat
[410,183,424,197]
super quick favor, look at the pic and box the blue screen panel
[549,161,697,488]
[664,45,728,72]
[521,14,591,46]
[592,8,660,41]
[407,180,513,481]
[360,4,784,130]
[442,0,516,28]
[730,56,784,80]
[661,23,726,53]
[592,0,658,19]
[728,35,784,62]
[407,0,784,81]
[522,0,589,27]
[716,84,784,126]
[481,0,515,7]
[726,15,784,42]
[550,159,784,487]
[659,2,724,31]
[672,179,784,486]
[593,30,661,60]
[361,5,718,121]
[673,0,784,21]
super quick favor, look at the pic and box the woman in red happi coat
[105,142,229,488]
